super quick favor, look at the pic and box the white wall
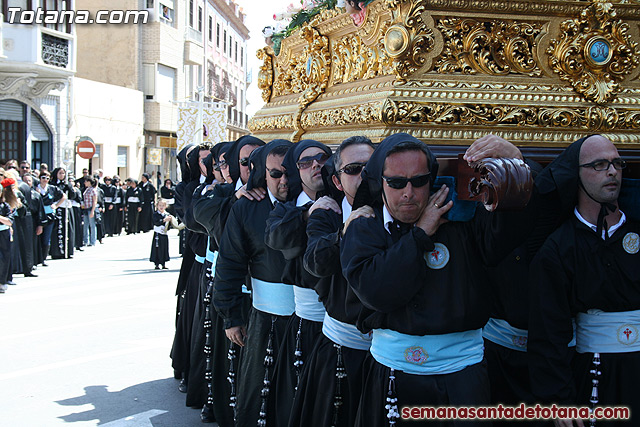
[71,77,145,178]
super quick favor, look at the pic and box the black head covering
[319,154,343,202]
[177,144,195,182]
[247,139,292,192]
[353,133,438,210]
[536,134,616,238]
[142,172,151,180]
[224,135,265,184]
[282,139,332,201]
[186,145,202,182]
[203,152,215,184]
[211,142,232,165]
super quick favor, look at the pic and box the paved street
[0,231,214,426]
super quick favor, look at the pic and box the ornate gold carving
[434,18,543,76]
[256,47,275,103]
[547,1,640,104]
[248,114,295,132]
[331,34,394,84]
[384,0,437,81]
[301,103,382,128]
[381,99,640,130]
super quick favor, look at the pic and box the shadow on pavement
[55,378,209,426]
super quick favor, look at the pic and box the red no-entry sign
[77,139,96,160]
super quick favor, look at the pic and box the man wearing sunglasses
[340,132,531,426]
[263,139,333,425]
[213,140,295,427]
[290,136,376,426]
[529,135,639,427]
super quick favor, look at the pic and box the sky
[234,0,295,117]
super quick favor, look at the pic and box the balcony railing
[41,33,69,68]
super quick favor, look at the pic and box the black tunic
[214,195,292,427]
[264,198,325,426]
[528,216,640,417]
[139,181,156,232]
[125,187,143,234]
[0,202,15,284]
[14,184,34,274]
[193,182,237,247]
[50,182,75,259]
[150,211,170,265]
[103,183,117,236]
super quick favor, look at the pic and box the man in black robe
[139,173,157,233]
[529,135,639,427]
[264,139,333,425]
[213,139,294,427]
[15,177,36,276]
[340,133,529,426]
[290,136,376,427]
[22,174,45,270]
[125,179,142,234]
[102,177,117,237]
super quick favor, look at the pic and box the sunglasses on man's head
[338,162,366,176]
[239,157,250,167]
[297,152,330,170]
[382,173,431,190]
[266,167,287,179]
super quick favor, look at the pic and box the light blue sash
[205,240,217,264]
[370,328,484,375]
[195,254,205,264]
[251,278,295,316]
[293,286,325,322]
[322,312,371,351]
[576,309,640,353]
[483,318,528,352]
[0,224,9,231]
[44,205,54,214]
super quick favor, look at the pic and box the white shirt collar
[199,174,206,184]
[296,191,314,207]
[267,189,278,207]
[574,207,626,240]
[235,179,243,191]
[383,204,394,234]
[341,197,352,223]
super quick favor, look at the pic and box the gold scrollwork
[248,114,295,132]
[547,1,640,104]
[434,18,543,76]
[301,103,382,128]
[331,34,394,84]
[381,99,640,131]
[257,47,275,103]
[384,0,436,81]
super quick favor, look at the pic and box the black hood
[186,145,202,182]
[353,133,438,210]
[282,139,332,201]
[225,135,265,184]
[177,144,196,183]
[203,152,215,184]
[319,154,344,202]
[247,139,292,191]
[535,135,592,215]
[211,141,232,165]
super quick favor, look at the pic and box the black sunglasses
[213,164,221,171]
[338,162,366,176]
[266,167,287,179]
[297,153,330,170]
[382,173,431,190]
[40,176,50,180]
[20,166,30,170]
[579,158,626,172]
[239,157,250,167]
[218,160,228,170]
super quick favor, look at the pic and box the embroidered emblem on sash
[425,243,450,270]
[404,346,429,365]
[622,233,639,255]
[512,335,528,349]
[617,324,638,345]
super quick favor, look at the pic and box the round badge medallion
[585,37,612,67]
[623,232,639,255]
[425,243,450,270]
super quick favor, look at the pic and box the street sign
[77,138,96,160]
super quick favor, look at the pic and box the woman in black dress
[49,167,75,259]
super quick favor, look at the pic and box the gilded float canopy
[250,0,640,155]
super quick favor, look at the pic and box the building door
[0,120,23,162]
